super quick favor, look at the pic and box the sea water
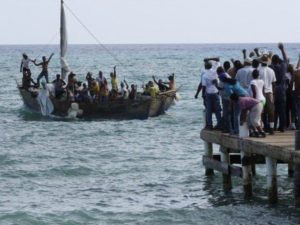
[0,44,300,225]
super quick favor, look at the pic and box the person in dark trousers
[34,53,54,86]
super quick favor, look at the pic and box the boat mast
[60,0,69,80]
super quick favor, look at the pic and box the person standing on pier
[201,59,222,129]
[259,55,276,134]
[293,57,300,130]
[270,43,289,132]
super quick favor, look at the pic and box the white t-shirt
[202,69,219,94]
[21,58,32,69]
[250,79,265,103]
[258,66,276,93]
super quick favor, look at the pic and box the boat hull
[149,90,176,117]
[18,87,151,120]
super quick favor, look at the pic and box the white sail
[60,0,70,80]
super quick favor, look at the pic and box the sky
[1,0,300,45]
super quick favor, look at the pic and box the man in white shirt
[202,60,222,129]
[20,53,35,77]
[259,55,276,134]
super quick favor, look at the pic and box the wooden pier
[201,126,300,205]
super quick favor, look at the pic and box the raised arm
[20,61,23,72]
[254,48,261,57]
[242,49,247,60]
[113,66,116,77]
[152,76,159,85]
[297,54,300,69]
[47,53,54,62]
[194,83,202,99]
[278,43,288,62]
[124,80,129,89]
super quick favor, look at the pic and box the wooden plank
[203,156,243,177]
[203,156,229,175]
[201,129,300,164]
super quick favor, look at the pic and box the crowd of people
[195,43,300,137]
[20,53,176,103]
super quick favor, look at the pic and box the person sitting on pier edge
[230,93,265,138]
[258,54,276,134]
[202,60,222,130]
[34,53,54,86]
[52,74,66,99]
[152,76,169,92]
[110,66,119,91]
[20,53,34,78]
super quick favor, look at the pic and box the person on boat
[86,72,95,88]
[124,80,137,100]
[168,73,176,90]
[99,79,109,102]
[20,53,35,77]
[110,66,119,91]
[230,93,265,138]
[22,71,37,90]
[89,80,100,101]
[96,71,106,86]
[148,81,159,97]
[119,81,128,99]
[76,83,91,103]
[52,74,66,99]
[34,53,54,86]
[66,72,77,101]
[142,83,150,96]
[152,76,169,92]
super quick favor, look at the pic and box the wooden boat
[18,85,152,119]
[149,89,176,117]
[17,0,177,119]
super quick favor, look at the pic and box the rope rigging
[63,2,138,80]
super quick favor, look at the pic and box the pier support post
[266,157,278,204]
[204,142,214,176]
[220,146,232,191]
[288,163,294,177]
[294,131,300,207]
[239,123,252,199]
[251,154,256,176]
[203,110,214,176]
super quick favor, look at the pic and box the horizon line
[1,42,300,46]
